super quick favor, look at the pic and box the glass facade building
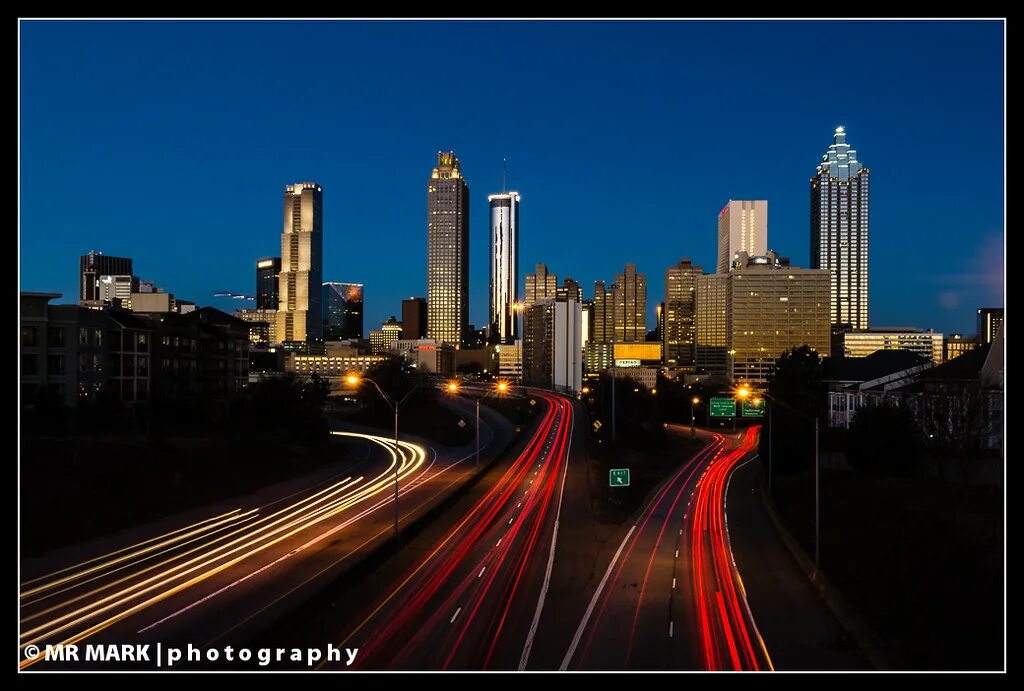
[322,282,364,341]
[663,258,703,368]
[256,257,281,310]
[810,126,870,330]
[488,192,520,344]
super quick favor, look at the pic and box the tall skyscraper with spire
[488,190,520,344]
[810,126,870,330]
[427,151,470,347]
[276,182,323,343]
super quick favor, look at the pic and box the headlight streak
[19,431,428,670]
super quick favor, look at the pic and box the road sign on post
[742,399,765,417]
[710,397,736,418]
[609,468,630,487]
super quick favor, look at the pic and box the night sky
[20,20,1004,338]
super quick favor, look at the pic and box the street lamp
[445,379,511,472]
[345,374,421,539]
[757,390,820,569]
[690,396,700,438]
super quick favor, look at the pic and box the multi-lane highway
[562,425,772,671]
[19,418,509,670]
[305,391,575,670]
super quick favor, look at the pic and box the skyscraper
[322,282,364,340]
[256,257,281,310]
[613,263,647,343]
[402,297,427,339]
[663,259,703,369]
[522,297,582,394]
[591,280,616,344]
[427,151,470,348]
[80,251,132,302]
[524,263,557,307]
[557,277,584,303]
[717,201,767,273]
[811,126,870,330]
[488,191,520,344]
[276,182,323,343]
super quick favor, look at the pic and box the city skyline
[20,20,1004,338]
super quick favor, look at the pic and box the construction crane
[213,291,255,301]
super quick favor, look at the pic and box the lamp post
[346,374,421,539]
[690,396,700,438]
[445,379,511,472]
[754,389,820,569]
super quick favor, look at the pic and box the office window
[47,354,65,375]
[21,354,39,375]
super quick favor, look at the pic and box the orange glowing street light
[737,386,750,399]
[345,374,360,385]
[443,379,512,471]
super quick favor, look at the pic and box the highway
[561,425,772,671]
[19,413,510,670]
[296,391,575,670]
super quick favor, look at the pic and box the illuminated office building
[322,282,364,341]
[427,151,470,348]
[256,257,281,310]
[717,201,767,274]
[811,126,870,330]
[525,263,557,307]
[977,307,1003,344]
[842,328,943,365]
[276,182,323,343]
[80,251,132,302]
[488,191,520,344]
[663,258,702,368]
[613,263,647,343]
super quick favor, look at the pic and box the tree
[846,401,922,475]
[761,345,825,476]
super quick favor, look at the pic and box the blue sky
[20,20,1004,337]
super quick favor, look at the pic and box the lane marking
[450,607,462,624]
[669,621,674,638]
[478,567,486,578]
[559,524,637,670]
[519,402,575,671]
[672,577,677,589]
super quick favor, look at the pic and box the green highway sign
[609,468,630,487]
[742,399,766,417]
[710,397,736,418]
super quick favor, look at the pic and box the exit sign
[609,468,630,487]
[710,397,736,418]
[742,399,765,417]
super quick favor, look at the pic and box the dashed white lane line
[675,549,679,558]
[496,538,502,547]
[478,566,486,578]
[509,517,514,525]
[450,607,462,624]
[672,577,677,589]
[669,621,674,638]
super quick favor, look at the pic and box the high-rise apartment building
[613,263,647,343]
[401,297,427,339]
[322,282,363,340]
[663,259,703,368]
[717,201,767,274]
[256,257,281,310]
[488,192,520,344]
[811,126,870,330]
[977,307,1004,344]
[276,182,323,343]
[426,151,470,348]
[80,251,132,302]
[524,263,557,307]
